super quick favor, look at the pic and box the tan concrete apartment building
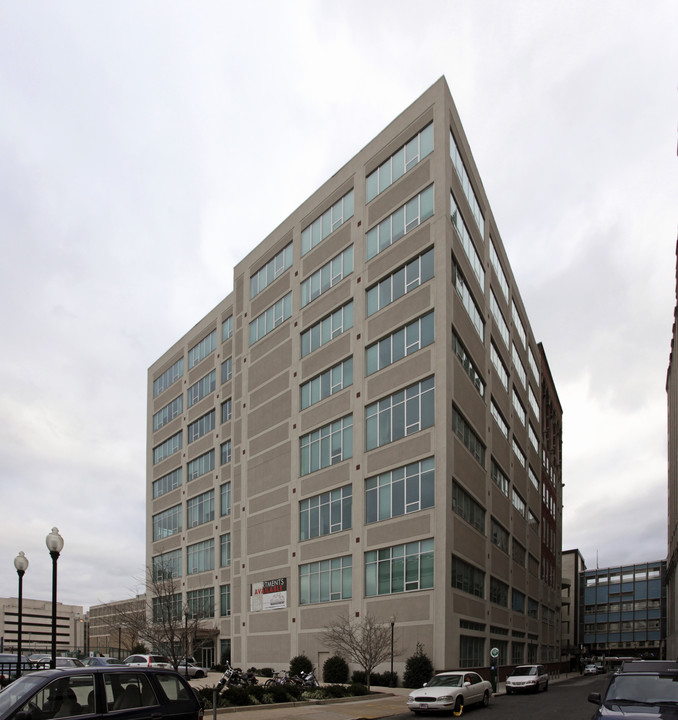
[146,77,563,674]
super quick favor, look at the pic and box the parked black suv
[0,666,204,719]
[588,660,678,719]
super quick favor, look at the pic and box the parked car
[54,657,85,668]
[596,663,606,674]
[0,666,204,720]
[123,654,172,669]
[0,655,31,684]
[589,660,678,719]
[407,670,492,714]
[584,664,599,675]
[83,656,124,667]
[178,663,207,679]
[505,664,549,693]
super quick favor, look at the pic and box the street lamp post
[14,552,29,678]
[45,527,64,670]
[390,615,395,687]
[184,606,190,678]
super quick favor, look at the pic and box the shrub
[351,670,367,685]
[259,667,274,678]
[323,655,349,683]
[289,653,313,676]
[221,685,252,706]
[348,682,369,696]
[403,643,434,688]
[321,684,351,698]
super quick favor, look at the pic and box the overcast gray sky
[1,1,676,610]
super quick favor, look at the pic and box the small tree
[103,565,205,671]
[290,654,313,676]
[403,643,434,688]
[319,614,398,691]
[323,655,349,683]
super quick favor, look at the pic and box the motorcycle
[217,661,258,689]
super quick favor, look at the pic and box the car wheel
[482,690,490,707]
[453,696,464,716]
[506,687,513,695]
[195,670,205,679]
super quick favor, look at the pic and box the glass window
[491,577,509,606]
[450,130,484,237]
[366,185,434,260]
[300,358,353,409]
[300,415,353,476]
[220,482,231,516]
[301,302,353,357]
[152,549,182,579]
[450,191,484,289]
[187,450,215,481]
[491,518,509,553]
[300,556,352,605]
[153,505,182,541]
[221,439,232,465]
[491,400,508,439]
[453,261,484,341]
[366,122,433,202]
[103,673,157,710]
[188,410,215,443]
[153,395,183,431]
[249,293,292,345]
[187,370,216,407]
[452,481,485,533]
[187,490,215,528]
[153,432,182,465]
[489,239,509,302]
[302,189,354,255]
[491,459,509,496]
[301,246,354,307]
[220,533,231,567]
[491,343,509,391]
[300,485,352,540]
[187,539,214,575]
[188,330,217,369]
[153,358,184,398]
[153,467,182,499]
[221,398,232,423]
[220,585,231,616]
[512,344,527,388]
[250,242,293,298]
[366,458,435,523]
[452,406,485,467]
[365,539,434,596]
[221,357,232,384]
[490,290,509,348]
[366,312,434,375]
[221,315,233,341]
[187,587,214,618]
[512,301,526,349]
[366,247,434,316]
[366,377,434,451]
[452,556,485,598]
[452,330,485,397]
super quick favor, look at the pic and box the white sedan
[407,671,492,715]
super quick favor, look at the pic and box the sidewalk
[192,672,578,720]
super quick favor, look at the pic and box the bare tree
[319,613,398,691]
[102,565,205,671]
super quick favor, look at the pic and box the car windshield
[0,675,45,715]
[426,675,463,688]
[511,666,537,677]
[607,674,678,704]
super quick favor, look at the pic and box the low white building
[0,596,85,656]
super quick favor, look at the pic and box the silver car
[407,671,492,714]
[505,664,549,693]
[123,654,172,669]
